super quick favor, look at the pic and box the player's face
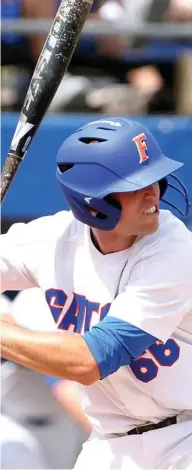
[91,183,160,254]
[113,182,160,237]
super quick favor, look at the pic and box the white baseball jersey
[1,209,192,435]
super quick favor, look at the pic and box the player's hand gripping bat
[1,0,94,205]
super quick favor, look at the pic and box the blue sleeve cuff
[83,316,157,379]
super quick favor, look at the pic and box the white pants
[74,419,192,470]
[0,414,46,469]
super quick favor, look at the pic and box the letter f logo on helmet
[132,132,149,164]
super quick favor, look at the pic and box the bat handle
[1,153,23,204]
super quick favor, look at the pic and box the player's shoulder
[3,210,84,246]
[127,210,192,286]
[159,209,191,235]
[140,210,192,250]
[134,210,192,270]
[158,209,192,246]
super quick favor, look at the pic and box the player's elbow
[78,359,100,386]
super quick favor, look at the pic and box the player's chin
[141,213,159,233]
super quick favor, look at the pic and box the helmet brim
[57,155,183,198]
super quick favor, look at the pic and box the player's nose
[143,183,160,200]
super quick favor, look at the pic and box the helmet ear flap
[159,178,168,199]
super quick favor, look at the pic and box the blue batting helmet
[56,118,190,230]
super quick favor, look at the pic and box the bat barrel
[20,0,94,129]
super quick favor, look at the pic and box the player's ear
[89,208,99,217]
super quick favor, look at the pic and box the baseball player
[1,118,192,469]
[1,289,90,469]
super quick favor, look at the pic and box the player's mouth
[143,205,159,215]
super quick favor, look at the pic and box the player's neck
[91,228,137,254]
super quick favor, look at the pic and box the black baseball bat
[1,0,94,204]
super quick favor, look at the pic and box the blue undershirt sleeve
[82,316,158,379]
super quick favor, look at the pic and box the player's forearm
[1,322,100,385]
